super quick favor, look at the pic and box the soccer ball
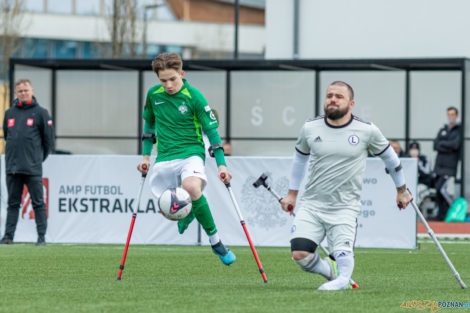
[158,187,192,221]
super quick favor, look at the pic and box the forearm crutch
[411,201,467,289]
[221,173,268,283]
[117,164,147,280]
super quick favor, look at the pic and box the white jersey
[295,115,389,214]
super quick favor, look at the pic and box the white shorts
[290,208,357,252]
[148,156,207,199]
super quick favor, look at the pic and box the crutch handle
[141,164,148,178]
[287,204,295,216]
[219,172,230,186]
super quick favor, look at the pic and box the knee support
[290,237,318,253]
[291,238,324,275]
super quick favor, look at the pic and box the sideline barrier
[0,155,417,248]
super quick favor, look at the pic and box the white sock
[333,250,354,284]
[294,252,331,279]
[209,233,220,246]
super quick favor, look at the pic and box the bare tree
[108,0,140,58]
[0,0,25,111]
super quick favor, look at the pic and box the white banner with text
[0,155,417,248]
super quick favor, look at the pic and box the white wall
[265,0,293,59]
[23,13,265,54]
[266,0,470,59]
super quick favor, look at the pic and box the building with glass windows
[8,0,265,61]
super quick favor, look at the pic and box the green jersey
[143,79,219,163]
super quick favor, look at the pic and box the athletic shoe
[0,237,13,245]
[318,277,351,291]
[212,241,236,266]
[35,235,46,246]
[325,257,338,281]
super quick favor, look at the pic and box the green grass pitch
[0,241,469,313]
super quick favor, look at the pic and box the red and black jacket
[3,97,55,176]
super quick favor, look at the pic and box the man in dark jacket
[1,79,54,245]
[433,106,462,221]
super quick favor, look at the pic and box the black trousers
[434,175,453,221]
[3,174,47,239]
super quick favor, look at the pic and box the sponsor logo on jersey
[26,118,34,126]
[7,118,15,127]
[209,111,216,120]
[314,136,322,142]
[204,105,211,112]
[348,135,360,145]
[178,104,188,114]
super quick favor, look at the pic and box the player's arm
[138,92,156,174]
[192,89,231,183]
[280,148,309,213]
[377,144,413,209]
[138,121,156,174]
[206,128,232,184]
[40,109,55,161]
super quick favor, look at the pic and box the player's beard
[324,105,349,120]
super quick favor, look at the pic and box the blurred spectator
[390,140,405,157]
[406,141,431,186]
[223,141,232,156]
[433,106,462,220]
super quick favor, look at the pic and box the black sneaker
[36,236,46,246]
[0,237,13,245]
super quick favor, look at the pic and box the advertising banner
[0,156,417,248]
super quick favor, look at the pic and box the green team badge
[179,102,188,114]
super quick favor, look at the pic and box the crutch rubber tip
[264,280,268,284]
[117,277,121,281]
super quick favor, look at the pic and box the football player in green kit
[137,52,235,265]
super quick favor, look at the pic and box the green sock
[192,195,217,236]
[177,210,195,234]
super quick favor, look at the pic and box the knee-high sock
[333,250,354,283]
[294,252,332,280]
[192,195,217,236]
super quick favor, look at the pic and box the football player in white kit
[281,81,413,290]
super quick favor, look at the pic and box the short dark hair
[15,79,32,87]
[151,53,183,76]
[330,81,354,100]
[447,106,458,115]
[408,140,420,150]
